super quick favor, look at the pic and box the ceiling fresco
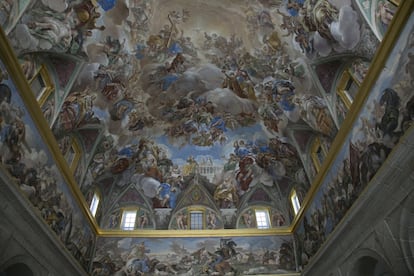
[3,0,379,230]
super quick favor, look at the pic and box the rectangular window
[311,137,327,172]
[255,210,270,229]
[29,65,54,107]
[190,211,203,230]
[316,146,324,165]
[122,210,137,230]
[31,74,46,99]
[336,70,360,110]
[89,193,100,217]
[65,138,81,172]
[344,79,359,104]
[291,190,301,215]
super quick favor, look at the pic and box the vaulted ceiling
[5,0,382,231]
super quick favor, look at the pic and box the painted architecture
[0,0,413,275]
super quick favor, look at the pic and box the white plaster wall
[301,127,414,276]
[0,168,89,276]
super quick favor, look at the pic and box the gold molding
[97,226,293,238]
[389,0,400,6]
[66,136,82,172]
[291,0,414,232]
[336,70,358,109]
[29,64,54,107]
[0,27,100,235]
[310,136,328,173]
[0,0,412,239]
[300,124,414,272]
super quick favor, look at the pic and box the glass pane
[316,146,325,165]
[31,74,46,100]
[90,193,100,217]
[255,210,269,229]
[291,193,301,215]
[190,211,203,230]
[344,79,359,103]
[122,211,137,230]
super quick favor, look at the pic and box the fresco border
[291,0,414,231]
[0,26,100,234]
[0,26,295,238]
[1,0,411,238]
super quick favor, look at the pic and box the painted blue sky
[110,235,290,253]
[156,122,269,166]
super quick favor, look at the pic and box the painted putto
[2,0,379,231]
[1,0,410,274]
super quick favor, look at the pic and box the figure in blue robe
[161,74,179,91]
[118,146,136,158]
[287,0,305,17]
[135,43,146,60]
[168,42,183,55]
[210,116,227,132]
[98,0,117,11]
[272,80,296,111]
